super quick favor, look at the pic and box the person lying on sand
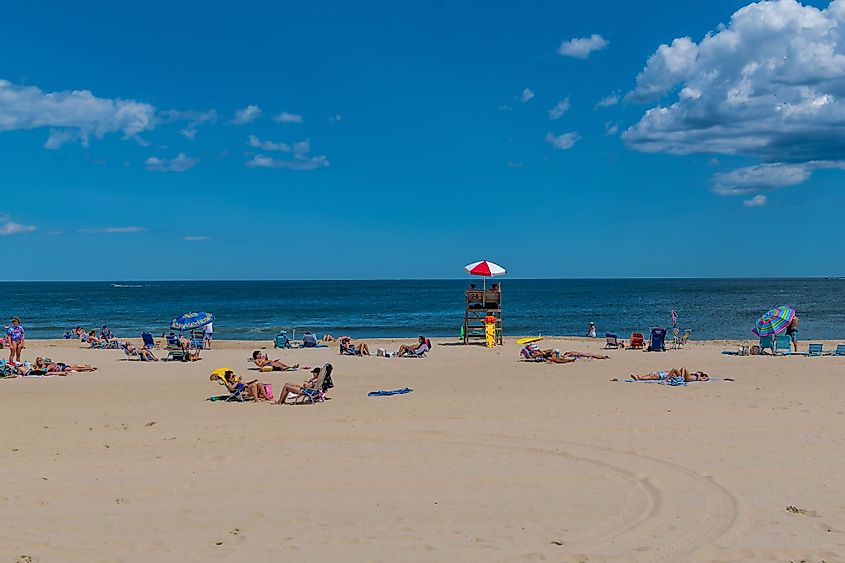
[339,337,370,356]
[630,367,709,382]
[251,351,298,371]
[213,369,270,401]
[275,367,322,405]
[33,357,98,374]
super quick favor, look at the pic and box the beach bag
[263,383,273,400]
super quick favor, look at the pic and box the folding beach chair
[833,344,845,357]
[604,333,622,349]
[274,330,292,349]
[122,343,140,360]
[806,343,824,357]
[629,333,645,350]
[190,330,205,350]
[646,328,667,352]
[209,369,254,402]
[757,335,775,355]
[775,334,793,355]
[288,363,333,405]
[398,339,431,358]
[141,332,158,349]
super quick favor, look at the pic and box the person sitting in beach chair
[396,336,430,357]
[210,367,270,401]
[339,337,370,356]
[275,364,333,405]
[301,331,318,348]
[100,326,113,342]
[630,367,709,382]
[251,350,298,371]
[123,341,158,361]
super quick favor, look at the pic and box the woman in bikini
[630,367,709,381]
[251,350,298,371]
[275,367,323,405]
[31,357,98,374]
[214,369,270,401]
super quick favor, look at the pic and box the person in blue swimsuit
[6,317,25,363]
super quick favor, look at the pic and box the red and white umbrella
[465,260,507,277]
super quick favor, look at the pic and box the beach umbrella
[752,305,795,337]
[171,311,214,332]
[465,260,506,290]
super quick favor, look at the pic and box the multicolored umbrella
[752,305,795,337]
[465,260,507,277]
[171,311,214,331]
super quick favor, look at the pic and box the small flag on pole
[671,309,677,328]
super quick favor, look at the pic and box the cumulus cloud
[246,154,329,170]
[623,0,845,194]
[743,194,768,207]
[548,97,571,120]
[274,112,303,123]
[0,212,36,235]
[144,152,199,172]
[558,34,609,59]
[231,105,261,124]
[0,78,156,148]
[248,134,292,152]
[79,226,147,234]
[520,88,534,103]
[594,94,619,109]
[544,131,581,150]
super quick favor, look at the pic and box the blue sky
[1,0,843,280]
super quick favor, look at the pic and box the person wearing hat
[275,366,323,405]
[586,322,597,338]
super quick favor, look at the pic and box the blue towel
[368,387,413,397]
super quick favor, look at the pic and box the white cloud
[0,212,37,235]
[246,154,329,170]
[506,160,524,168]
[248,134,292,152]
[80,226,147,234]
[605,121,620,136]
[623,0,845,193]
[498,104,512,112]
[544,131,581,150]
[184,236,211,241]
[231,105,261,124]
[520,88,534,103]
[161,109,217,139]
[0,78,156,148]
[594,94,619,109]
[548,97,571,120]
[144,152,199,172]
[274,112,303,124]
[743,194,768,207]
[558,34,609,59]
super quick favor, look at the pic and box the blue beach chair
[775,334,792,355]
[274,330,292,349]
[141,332,158,349]
[833,344,845,357]
[647,327,667,352]
[807,343,824,357]
[757,335,775,354]
[604,333,622,349]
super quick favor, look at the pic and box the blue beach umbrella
[171,311,214,331]
[752,305,795,337]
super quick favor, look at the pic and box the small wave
[111,284,144,288]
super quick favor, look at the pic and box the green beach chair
[757,335,775,354]
[775,334,792,355]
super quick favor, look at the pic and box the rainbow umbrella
[752,305,795,337]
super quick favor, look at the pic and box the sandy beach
[1,336,844,562]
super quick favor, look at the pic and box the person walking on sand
[586,322,597,338]
[6,317,25,363]
[786,315,800,354]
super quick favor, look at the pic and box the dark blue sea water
[0,279,842,340]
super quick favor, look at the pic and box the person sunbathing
[630,367,709,381]
[561,351,609,360]
[33,357,98,374]
[275,367,323,405]
[125,342,158,361]
[251,351,298,371]
[213,369,270,401]
[396,336,430,357]
[339,337,370,356]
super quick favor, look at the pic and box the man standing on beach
[203,321,213,349]
[786,316,799,354]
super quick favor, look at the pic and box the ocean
[0,279,842,341]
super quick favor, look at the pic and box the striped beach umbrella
[465,260,507,277]
[752,305,795,337]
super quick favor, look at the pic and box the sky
[1,0,843,280]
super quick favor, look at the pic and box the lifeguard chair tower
[462,260,505,345]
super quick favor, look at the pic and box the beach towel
[626,377,719,386]
[368,387,413,397]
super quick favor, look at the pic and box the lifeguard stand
[463,285,502,345]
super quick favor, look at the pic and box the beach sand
[1,336,844,562]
